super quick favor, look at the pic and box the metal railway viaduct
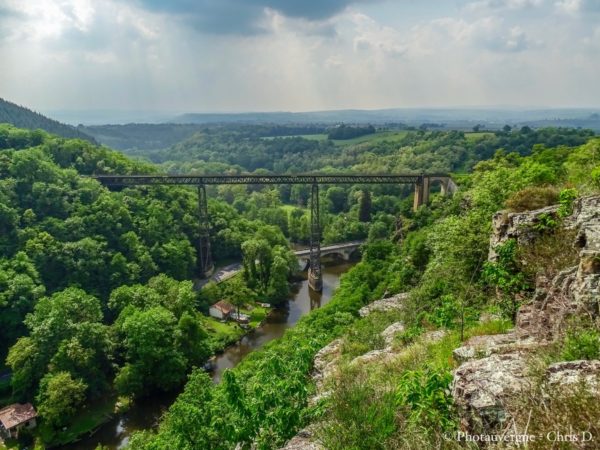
[94,174,456,292]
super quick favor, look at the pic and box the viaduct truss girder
[94,173,454,292]
[92,174,437,186]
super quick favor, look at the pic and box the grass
[464,131,494,141]
[204,316,246,349]
[203,305,269,350]
[38,395,116,447]
[244,305,269,328]
[331,130,409,146]
[315,318,514,449]
[260,130,412,147]
[260,134,328,141]
[0,439,18,450]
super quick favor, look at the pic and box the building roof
[0,403,37,429]
[211,300,234,315]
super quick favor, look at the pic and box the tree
[222,278,256,319]
[36,372,87,428]
[358,190,372,223]
[115,306,187,397]
[157,370,220,449]
[7,288,107,400]
[0,252,45,355]
[176,312,210,366]
[326,187,347,213]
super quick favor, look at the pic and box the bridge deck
[295,241,364,257]
[93,173,449,186]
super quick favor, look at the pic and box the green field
[465,131,494,141]
[331,130,410,146]
[260,134,328,141]
[260,130,411,146]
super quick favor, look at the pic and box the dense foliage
[127,134,599,449]
[326,124,375,140]
[0,98,96,143]
[1,120,597,448]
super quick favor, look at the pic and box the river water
[63,262,354,450]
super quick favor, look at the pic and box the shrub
[505,186,559,212]
[518,227,579,281]
[532,211,559,232]
[506,372,600,450]
[592,166,600,189]
[561,328,600,361]
[482,239,529,321]
[557,187,578,218]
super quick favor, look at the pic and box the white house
[0,403,37,439]
[209,300,234,320]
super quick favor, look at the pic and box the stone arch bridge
[295,240,364,270]
[94,174,456,292]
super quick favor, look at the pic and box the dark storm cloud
[134,0,374,34]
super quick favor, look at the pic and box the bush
[517,227,579,281]
[505,186,559,212]
[561,328,600,361]
[557,187,578,218]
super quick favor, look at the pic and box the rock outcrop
[280,427,323,450]
[452,196,600,434]
[452,353,532,430]
[358,292,408,317]
[545,360,600,394]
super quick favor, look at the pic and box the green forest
[0,121,599,449]
[0,99,95,144]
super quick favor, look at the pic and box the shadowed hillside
[0,98,96,143]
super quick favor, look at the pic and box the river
[63,261,355,450]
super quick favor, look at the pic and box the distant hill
[0,98,97,143]
[79,123,206,151]
[174,108,600,131]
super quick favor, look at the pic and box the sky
[0,0,599,113]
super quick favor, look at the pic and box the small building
[0,403,37,438]
[209,300,234,320]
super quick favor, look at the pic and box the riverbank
[60,263,355,450]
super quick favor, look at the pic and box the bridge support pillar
[413,176,424,211]
[198,184,214,278]
[308,182,322,292]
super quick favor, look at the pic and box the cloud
[131,0,379,35]
[0,0,599,112]
[350,13,406,58]
[466,0,545,12]
[410,16,540,54]
[555,0,600,14]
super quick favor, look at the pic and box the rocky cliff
[452,195,600,434]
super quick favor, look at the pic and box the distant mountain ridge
[174,107,600,129]
[0,98,97,143]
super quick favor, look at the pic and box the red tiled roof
[0,403,37,429]
[212,300,234,314]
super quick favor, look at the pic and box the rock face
[280,427,323,450]
[358,293,408,317]
[545,360,600,394]
[452,196,600,434]
[488,204,560,261]
[310,338,342,404]
[452,353,532,431]
[381,322,405,347]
